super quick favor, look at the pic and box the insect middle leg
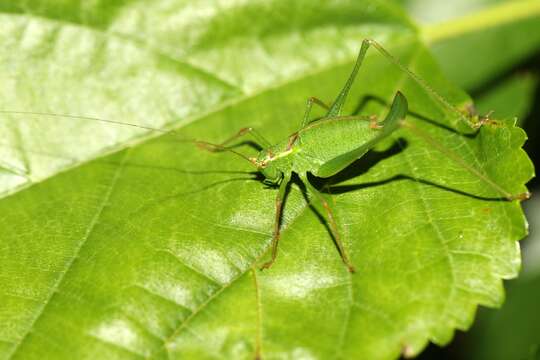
[261,173,292,270]
[300,173,356,273]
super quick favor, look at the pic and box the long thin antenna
[0,110,171,133]
[0,110,259,167]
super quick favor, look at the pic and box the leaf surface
[0,2,534,360]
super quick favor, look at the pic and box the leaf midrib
[4,0,538,201]
[0,13,417,200]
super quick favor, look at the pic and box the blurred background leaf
[473,73,538,123]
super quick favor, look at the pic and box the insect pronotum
[1,39,530,273]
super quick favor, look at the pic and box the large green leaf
[0,2,534,360]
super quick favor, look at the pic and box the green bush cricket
[0,39,530,273]
[197,39,530,272]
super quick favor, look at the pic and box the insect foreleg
[200,127,271,152]
[261,173,292,270]
[301,174,355,273]
[301,97,331,127]
[400,120,531,201]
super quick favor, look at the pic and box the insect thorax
[254,139,298,182]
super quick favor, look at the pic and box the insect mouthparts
[250,157,266,168]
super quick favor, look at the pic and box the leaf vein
[6,150,130,359]
[154,192,310,358]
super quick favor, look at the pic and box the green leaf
[0,2,534,360]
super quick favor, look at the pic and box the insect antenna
[0,110,259,167]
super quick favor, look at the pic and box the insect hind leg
[400,120,531,201]
[361,38,484,129]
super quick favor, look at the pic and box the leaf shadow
[125,172,265,219]
[302,93,509,201]
[291,174,344,257]
[100,158,267,218]
[305,93,508,202]
[313,137,408,187]
[158,138,263,152]
[101,158,258,176]
[308,136,507,203]
[326,175,508,202]
[102,89,511,228]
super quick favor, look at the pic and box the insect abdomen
[295,118,380,174]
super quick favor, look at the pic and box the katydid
[197,39,530,272]
[0,39,530,273]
